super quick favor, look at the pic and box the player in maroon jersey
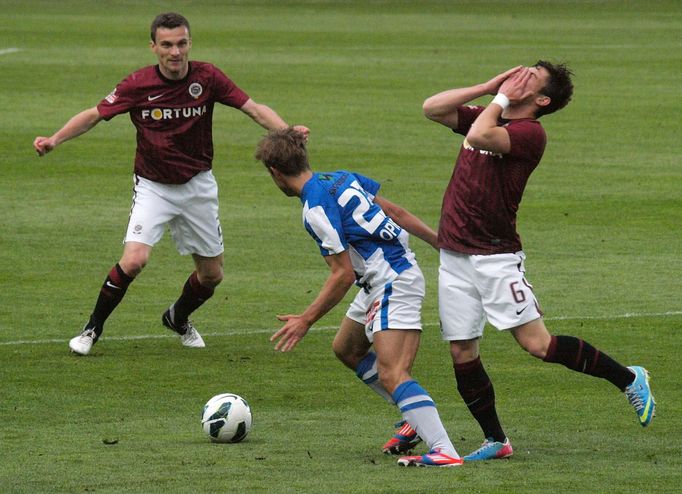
[33,12,309,355]
[382,62,655,460]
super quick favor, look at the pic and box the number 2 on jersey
[338,181,400,240]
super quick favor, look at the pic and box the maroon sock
[171,271,215,324]
[454,357,506,442]
[543,335,635,391]
[89,263,134,337]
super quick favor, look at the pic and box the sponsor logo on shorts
[516,305,529,315]
[365,299,381,327]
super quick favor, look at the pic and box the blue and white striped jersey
[299,170,417,289]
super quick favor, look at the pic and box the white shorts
[438,249,542,340]
[125,171,224,257]
[346,265,425,343]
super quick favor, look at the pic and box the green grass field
[1,0,681,492]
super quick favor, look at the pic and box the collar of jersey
[155,61,193,84]
[299,174,318,203]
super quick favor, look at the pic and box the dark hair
[150,12,190,42]
[534,60,574,117]
[255,128,310,176]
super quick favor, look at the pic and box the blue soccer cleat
[397,449,463,467]
[625,366,656,427]
[463,437,513,461]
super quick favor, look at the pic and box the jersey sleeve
[212,66,250,109]
[303,197,347,257]
[351,172,381,201]
[453,105,485,136]
[96,75,138,121]
[506,120,547,163]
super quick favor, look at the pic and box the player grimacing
[402,62,656,461]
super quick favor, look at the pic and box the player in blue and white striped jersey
[255,128,462,467]
[302,170,416,298]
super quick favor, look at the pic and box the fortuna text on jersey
[141,105,207,120]
[462,137,503,158]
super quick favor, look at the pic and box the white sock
[392,380,458,458]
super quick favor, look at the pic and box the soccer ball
[201,393,252,443]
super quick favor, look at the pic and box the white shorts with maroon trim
[346,265,425,343]
[438,248,542,340]
[125,170,223,257]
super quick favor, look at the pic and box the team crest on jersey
[105,88,118,104]
[189,82,203,99]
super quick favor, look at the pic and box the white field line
[0,48,20,56]
[1,310,680,347]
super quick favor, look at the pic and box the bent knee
[203,271,224,288]
[197,267,223,288]
[520,340,549,359]
[119,256,148,277]
[449,339,480,364]
[332,345,363,370]
[331,339,346,362]
[120,243,151,276]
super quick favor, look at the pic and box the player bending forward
[256,128,462,467]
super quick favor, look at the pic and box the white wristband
[491,93,510,110]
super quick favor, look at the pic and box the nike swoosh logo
[516,305,529,315]
[105,281,121,290]
[147,94,164,101]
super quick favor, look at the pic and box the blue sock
[355,352,394,404]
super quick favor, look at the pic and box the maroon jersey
[438,105,547,254]
[97,61,250,184]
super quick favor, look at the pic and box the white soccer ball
[201,393,252,443]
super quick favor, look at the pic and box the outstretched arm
[270,251,356,352]
[240,98,310,139]
[33,106,103,156]
[374,195,438,250]
[422,66,523,129]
